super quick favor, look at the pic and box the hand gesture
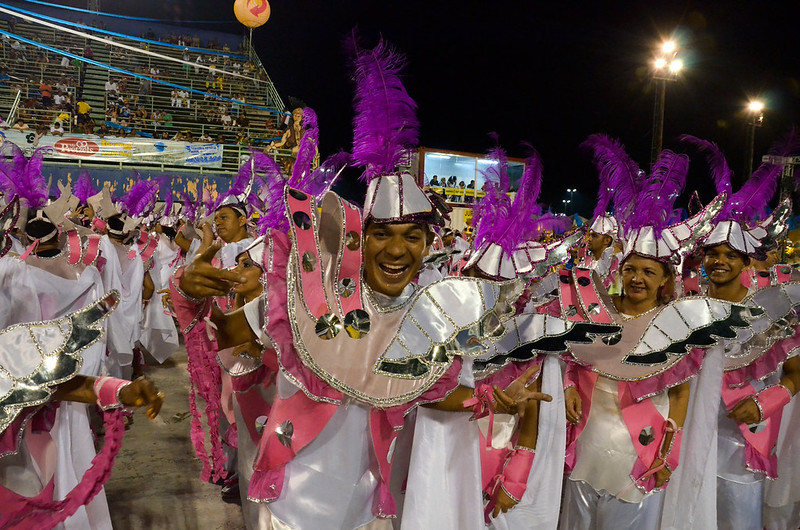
[179,229,245,299]
[118,377,164,420]
[493,366,552,417]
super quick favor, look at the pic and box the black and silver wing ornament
[0,196,20,259]
[0,291,119,437]
[567,296,762,381]
[422,248,461,268]
[473,313,622,376]
[374,277,525,378]
[723,282,800,371]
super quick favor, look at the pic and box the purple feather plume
[1,143,50,209]
[120,179,159,218]
[510,147,545,242]
[73,171,97,205]
[305,151,350,198]
[626,149,689,231]
[581,134,643,221]
[156,176,174,218]
[180,190,198,223]
[350,36,419,182]
[472,141,514,251]
[679,134,733,195]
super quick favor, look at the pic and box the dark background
[28,1,800,215]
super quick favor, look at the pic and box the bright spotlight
[662,41,676,54]
[654,58,667,69]
[748,101,764,112]
[669,59,683,73]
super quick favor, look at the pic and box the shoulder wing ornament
[0,291,119,436]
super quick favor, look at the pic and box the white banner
[0,129,224,168]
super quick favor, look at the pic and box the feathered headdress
[118,178,159,219]
[465,142,582,280]
[350,34,447,225]
[73,171,97,206]
[582,135,724,264]
[180,190,198,224]
[684,131,797,257]
[581,134,643,223]
[1,143,50,210]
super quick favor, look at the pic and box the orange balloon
[234,0,271,28]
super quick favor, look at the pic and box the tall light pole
[650,40,683,167]
[744,100,764,181]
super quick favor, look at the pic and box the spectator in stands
[429,175,440,187]
[195,54,204,74]
[97,123,110,137]
[12,118,28,131]
[215,133,225,144]
[50,119,65,137]
[105,78,118,95]
[76,98,91,124]
[221,108,233,130]
[171,88,181,108]
[83,45,93,60]
[163,111,173,129]
[137,77,151,102]
[134,106,148,129]
[172,131,185,141]
[60,55,70,68]
[0,68,8,88]
[32,124,47,147]
[53,91,66,108]
[182,49,191,75]
[180,90,191,109]
[151,109,164,133]
[39,80,53,107]
[198,131,213,143]
[235,110,249,128]
[0,117,9,129]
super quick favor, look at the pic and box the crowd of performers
[2,36,800,530]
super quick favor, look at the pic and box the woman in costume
[559,137,746,529]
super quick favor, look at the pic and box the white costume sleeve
[659,346,724,530]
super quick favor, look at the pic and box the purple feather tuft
[120,179,159,218]
[510,147,545,242]
[73,171,97,205]
[679,134,733,195]
[581,134,643,221]
[304,150,350,198]
[180,190,198,223]
[472,141,515,251]
[626,149,689,232]
[1,143,50,209]
[350,35,419,182]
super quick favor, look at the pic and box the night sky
[38,1,800,215]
